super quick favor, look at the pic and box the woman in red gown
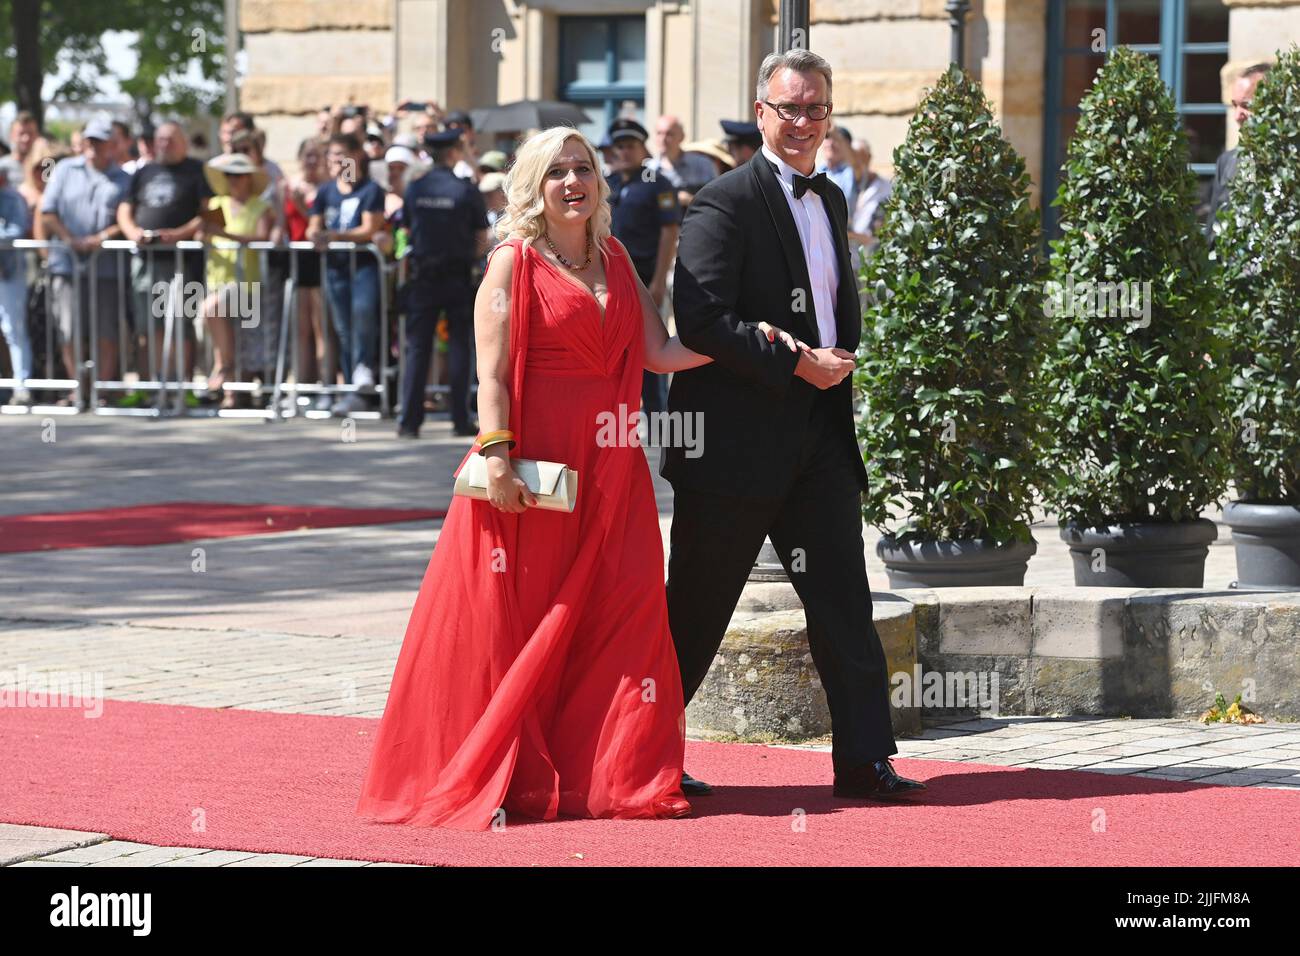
[355,127,800,831]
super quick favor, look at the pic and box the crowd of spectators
[0,100,892,422]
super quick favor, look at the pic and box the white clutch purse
[453,455,579,513]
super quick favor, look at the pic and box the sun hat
[682,139,735,170]
[205,152,270,196]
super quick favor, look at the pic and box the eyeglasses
[763,101,832,122]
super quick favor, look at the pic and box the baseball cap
[82,117,115,142]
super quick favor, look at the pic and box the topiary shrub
[857,65,1048,547]
[1215,45,1300,505]
[1041,46,1231,528]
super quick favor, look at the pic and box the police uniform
[398,129,488,436]
[720,119,762,166]
[605,118,679,413]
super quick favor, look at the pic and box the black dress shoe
[833,759,928,801]
[680,772,713,796]
[452,422,479,437]
[396,428,419,439]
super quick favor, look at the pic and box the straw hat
[205,152,270,196]
[478,150,508,172]
[682,139,735,170]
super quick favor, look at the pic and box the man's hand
[794,347,855,390]
[70,234,100,254]
[649,275,667,309]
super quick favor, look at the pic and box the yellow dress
[206,195,269,288]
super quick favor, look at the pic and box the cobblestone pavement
[0,417,1284,866]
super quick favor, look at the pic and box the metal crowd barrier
[0,240,83,414]
[0,238,393,421]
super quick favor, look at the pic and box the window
[558,16,647,144]
[1043,0,1229,232]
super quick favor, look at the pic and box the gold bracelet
[478,429,517,455]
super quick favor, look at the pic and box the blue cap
[424,128,464,148]
[720,119,762,146]
[607,118,649,144]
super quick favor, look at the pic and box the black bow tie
[793,171,831,200]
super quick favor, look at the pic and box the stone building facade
[240,0,1300,205]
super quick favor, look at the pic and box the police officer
[398,128,489,438]
[606,117,679,413]
[720,119,762,167]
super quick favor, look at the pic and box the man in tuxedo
[664,49,926,801]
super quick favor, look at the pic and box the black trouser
[665,392,897,772]
[633,255,667,413]
[400,265,474,432]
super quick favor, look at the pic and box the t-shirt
[311,177,386,270]
[123,157,212,232]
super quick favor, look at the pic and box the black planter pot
[1223,501,1300,590]
[1060,519,1218,587]
[876,536,1037,588]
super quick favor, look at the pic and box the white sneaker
[330,392,367,416]
[8,388,31,406]
[313,393,334,412]
[351,363,376,390]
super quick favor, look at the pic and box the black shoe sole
[832,786,928,801]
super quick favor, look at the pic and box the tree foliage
[0,0,226,122]
[1215,45,1300,504]
[858,65,1049,546]
[1042,47,1230,526]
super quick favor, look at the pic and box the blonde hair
[24,138,61,193]
[495,126,611,249]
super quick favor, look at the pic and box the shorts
[52,274,128,346]
[290,248,322,289]
[131,251,205,342]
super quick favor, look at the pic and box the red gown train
[355,237,690,830]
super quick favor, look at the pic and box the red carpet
[2,700,1297,866]
[0,502,446,554]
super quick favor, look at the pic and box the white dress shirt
[761,143,839,349]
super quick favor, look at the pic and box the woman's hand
[484,451,537,514]
[756,321,808,354]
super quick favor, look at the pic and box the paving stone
[0,824,109,866]
[84,846,212,867]
[222,854,316,867]
[292,858,369,867]
[156,850,260,866]
[40,841,158,864]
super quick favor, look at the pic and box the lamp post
[947,0,972,68]
[778,0,810,53]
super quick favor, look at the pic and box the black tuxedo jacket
[1204,147,1237,245]
[662,151,870,499]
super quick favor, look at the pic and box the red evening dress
[355,237,690,830]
